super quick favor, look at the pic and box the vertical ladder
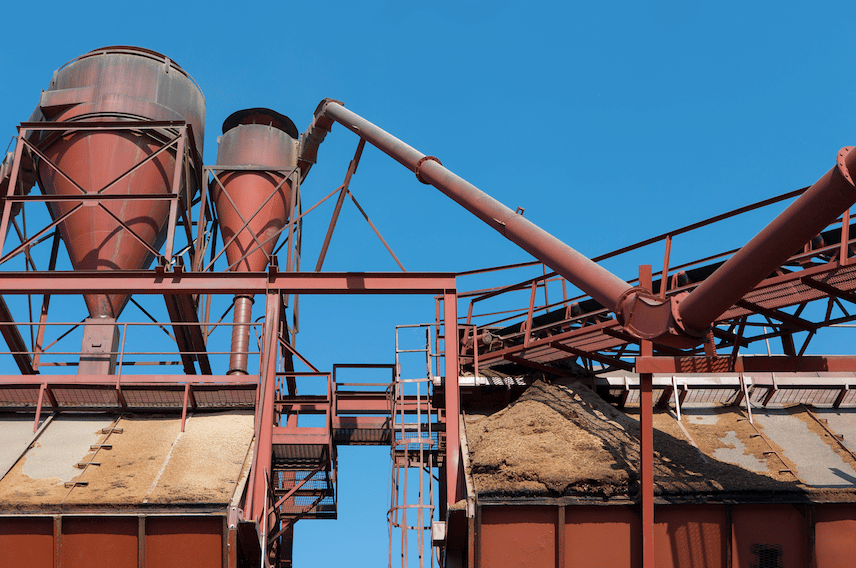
[389,324,437,568]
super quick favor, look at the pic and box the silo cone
[32,47,205,373]
[211,108,299,374]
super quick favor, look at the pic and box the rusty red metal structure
[307,100,856,351]
[211,107,299,375]
[3,47,856,568]
[24,46,205,319]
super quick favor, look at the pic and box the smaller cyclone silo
[211,108,299,374]
[35,46,206,320]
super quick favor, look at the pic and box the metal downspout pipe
[228,295,254,375]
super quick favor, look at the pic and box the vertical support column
[467,515,476,568]
[249,289,281,521]
[54,515,62,568]
[660,235,673,299]
[34,383,46,433]
[78,317,120,375]
[444,289,460,508]
[163,127,187,266]
[557,505,565,568]
[138,516,145,568]
[181,383,191,432]
[638,264,654,568]
[227,526,238,568]
[725,504,733,568]
[807,503,817,568]
[523,281,537,349]
[0,130,26,257]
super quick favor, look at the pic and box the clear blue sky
[3,1,856,565]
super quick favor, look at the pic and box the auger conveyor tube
[317,101,634,313]
[313,102,856,348]
[676,146,856,336]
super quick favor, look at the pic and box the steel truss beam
[0,270,456,295]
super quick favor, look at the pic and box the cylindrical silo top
[41,46,206,157]
[216,108,299,171]
[222,108,299,139]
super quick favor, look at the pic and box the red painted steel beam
[549,340,634,371]
[272,427,331,445]
[164,293,212,375]
[444,291,461,509]
[638,266,654,568]
[249,292,279,522]
[734,299,817,331]
[333,416,390,429]
[503,355,577,378]
[0,295,36,374]
[0,270,456,295]
[336,392,430,414]
[475,318,622,366]
[0,374,258,385]
[313,100,633,313]
[636,354,856,374]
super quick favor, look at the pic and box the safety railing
[458,188,856,359]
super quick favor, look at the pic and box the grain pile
[464,380,803,500]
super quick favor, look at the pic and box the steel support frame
[0,271,459,568]
[0,270,456,295]
[469,256,856,376]
[0,121,199,269]
[203,164,301,273]
[444,291,461,509]
[636,265,654,568]
[3,511,236,568]
[635,354,856,374]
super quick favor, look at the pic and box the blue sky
[3,1,856,565]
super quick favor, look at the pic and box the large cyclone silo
[31,46,205,373]
[35,46,206,320]
[211,108,299,374]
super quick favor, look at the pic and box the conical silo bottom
[39,128,176,318]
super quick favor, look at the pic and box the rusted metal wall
[474,503,856,568]
[0,517,53,568]
[815,503,856,567]
[0,515,228,568]
[566,505,640,568]
[479,506,557,567]
[731,504,806,568]
[654,505,726,568]
[145,517,224,568]
[61,517,138,568]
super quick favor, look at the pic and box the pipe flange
[837,146,855,187]
[613,286,651,327]
[415,155,442,184]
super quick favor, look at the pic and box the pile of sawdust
[465,381,630,497]
[465,380,803,500]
